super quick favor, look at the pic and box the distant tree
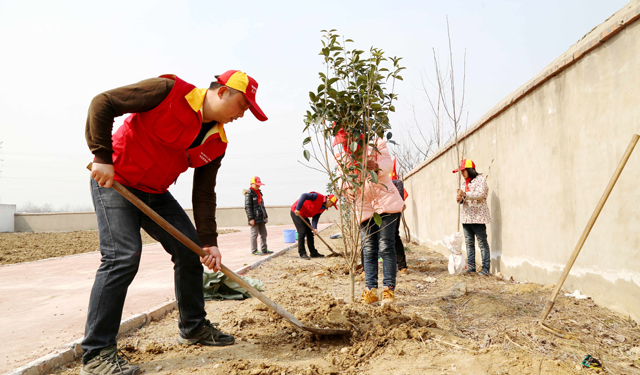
[18,201,93,213]
[391,17,468,186]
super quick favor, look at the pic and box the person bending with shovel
[84,71,267,375]
[291,192,337,259]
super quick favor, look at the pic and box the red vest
[111,75,227,193]
[291,192,326,218]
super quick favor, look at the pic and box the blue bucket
[283,229,296,243]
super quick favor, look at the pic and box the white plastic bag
[444,232,467,275]
[564,290,588,300]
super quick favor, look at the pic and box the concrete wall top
[13,206,340,233]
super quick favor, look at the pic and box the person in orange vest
[291,192,338,259]
[84,71,267,375]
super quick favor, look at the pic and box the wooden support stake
[539,134,639,337]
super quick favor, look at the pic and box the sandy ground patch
[26,227,640,374]
[0,229,239,265]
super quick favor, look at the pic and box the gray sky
[0,0,629,211]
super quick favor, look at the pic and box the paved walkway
[0,224,330,373]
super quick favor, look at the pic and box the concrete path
[0,223,330,373]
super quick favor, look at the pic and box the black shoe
[80,345,140,375]
[300,254,310,260]
[251,250,261,256]
[177,320,235,346]
[478,269,490,276]
[464,268,476,275]
[261,249,274,255]
[310,253,325,258]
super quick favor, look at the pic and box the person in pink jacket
[336,132,404,305]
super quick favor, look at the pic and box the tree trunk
[349,268,355,303]
[401,213,411,243]
[457,204,461,232]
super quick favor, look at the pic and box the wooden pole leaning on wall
[539,134,640,338]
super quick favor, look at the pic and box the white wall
[0,204,16,232]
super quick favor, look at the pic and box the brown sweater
[85,78,222,247]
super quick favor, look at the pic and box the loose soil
[0,229,239,265]
[33,227,640,374]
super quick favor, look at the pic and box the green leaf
[386,132,392,140]
[303,150,310,161]
[373,213,382,227]
[303,136,311,146]
[350,141,358,152]
[369,170,379,184]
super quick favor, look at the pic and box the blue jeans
[82,179,206,362]
[361,213,400,290]
[462,223,491,272]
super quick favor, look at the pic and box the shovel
[87,165,349,336]
[295,212,341,256]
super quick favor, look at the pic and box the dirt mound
[48,226,639,375]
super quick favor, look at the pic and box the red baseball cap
[326,194,338,209]
[332,126,364,148]
[250,176,264,186]
[216,70,267,122]
[333,126,347,147]
[452,159,476,173]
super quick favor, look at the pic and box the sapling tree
[301,29,404,303]
[392,18,468,230]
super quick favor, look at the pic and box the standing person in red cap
[83,71,267,375]
[454,159,492,276]
[291,192,338,259]
[244,176,272,256]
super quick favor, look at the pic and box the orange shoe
[381,287,395,305]
[361,287,378,304]
[398,268,408,275]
